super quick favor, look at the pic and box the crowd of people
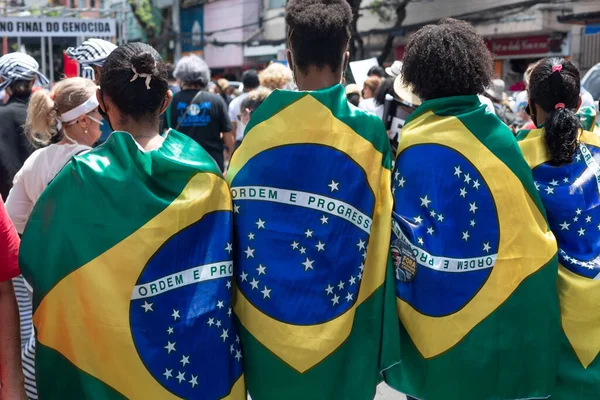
[0,0,599,399]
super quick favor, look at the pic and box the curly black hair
[529,57,581,165]
[402,18,493,101]
[285,0,352,73]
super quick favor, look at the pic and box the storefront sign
[486,35,563,57]
[0,17,115,37]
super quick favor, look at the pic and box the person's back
[518,58,600,399]
[19,42,244,399]
[227,2,399,399]
[385,19,560,400]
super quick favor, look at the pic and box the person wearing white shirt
[4,77,102,400]
[228,69,260,151]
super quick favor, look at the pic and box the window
[268,0,286,9]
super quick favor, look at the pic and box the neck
[294,66,341,91]
[60,127,94,147]
[115,119,163,150]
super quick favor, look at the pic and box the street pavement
[374,383,407,400]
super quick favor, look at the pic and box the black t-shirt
[167,90,232,170]
[0,94,34,200]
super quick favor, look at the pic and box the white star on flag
[325,285,334,295]
[459,187,467,198]
[167,327,174,335]
[472,179,480,190]
[550,179,559,186]
[256,264,266,275]
[244,247,255,259]
[414,216,423,224]
[420,195,431,208]
[240,271,248,282]
[248,232,255,240]
[305,229,313,238]
[234,204,240,214]
[291,241,299,250]
[256,219,266,229]
[316,241,326,251]
[321,215,329,224]
[176,371,186,383]
[172,310,180,320]
[349,276,357,285]
[394,171,400,180]
[302,258,314,271]
[299,247,307,254]
[359,263,364,272]
[462,231,470,241]
[207,318,215,326]
[345,293,354,302]
[230,344,235,354]
[534,181,540,191]
[576,154,582,162]
[261,286,272,299]
[545,187,554,195]
[226,280,232,289]
[225,242,233,254]
[574,216,579,222]
[141,301,153,313]
[163,368,173,380]
[427,227,434,235]
[563,177,569,183]
[464,173,472,184]
[398,177,406,187]
[180,355,190,367]
[189,375,198,388]
[470,220,476,227]
[560,221,570,230]
[597,223,600,231]
[328,180,340,192]
[165,341,176,354]
[220,329,229,342]
[216,320,222,328]
[430,210,436,217]
[417,237,424,245]
[454,166,462,177]
[235,350,243,362]
[469,202,478,213]
[217,301,224,309]
[578,228,586,236]
[576,208,583,215]
[483,242,491,252]
[249,278,259,290]
[331,294,340,305]
[338,280,345,290]
[357,239,366,250]
[437,214,444,222]
[228,307,232,317]
[586,216,592,223]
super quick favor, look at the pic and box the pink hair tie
[552,65,562,73]
[555,103,565,110]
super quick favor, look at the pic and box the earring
[85,129,88,135]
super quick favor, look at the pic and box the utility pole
[172,0,181,62]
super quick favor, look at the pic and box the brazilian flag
[226,84,400,400]
[20,131,245,399]
[519,127,600,399]
[385,96,561,399]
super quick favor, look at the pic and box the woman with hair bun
[518,57,600,398]
[19,43,244,399]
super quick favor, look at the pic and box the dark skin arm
[0,280,25,400]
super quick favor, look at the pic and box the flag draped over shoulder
[226,84,400,400]
[385,96,560,400]
[20,130,244,400]
[519,127,600,399]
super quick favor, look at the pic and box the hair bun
[131,51,157,75]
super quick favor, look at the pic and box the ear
[343,51,350,73]
[576,95,582,112]
[286,49,293,72]
[160,90,173,115]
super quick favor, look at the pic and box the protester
[6,77,100,234]
[217,78,233,105]
[227,0,399,399]
[367,65,385,78]
[165,54,233,171]
[19,42,244,399]
[483,78,518,129]
[165,63,180,95]
[259,62,293,90]
[345,83,361,107]
[0,52,49,201]
[65,38,117,143]
[383,74,421,154]
[518,58,599,398]
[385,18,560,400]
[228,69,260,150]
[358,76,381,113]
[238,87,272,126]
[373,77,394,119]
[0,198,26,400]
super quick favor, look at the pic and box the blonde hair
[25,77,97,146]
[259,63,292,90]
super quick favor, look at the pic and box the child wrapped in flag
[19,43,244,399]
[384,19,561,400]
[518,58,600,399]
[226,0,400,399]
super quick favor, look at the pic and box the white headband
[60,95,99,123]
